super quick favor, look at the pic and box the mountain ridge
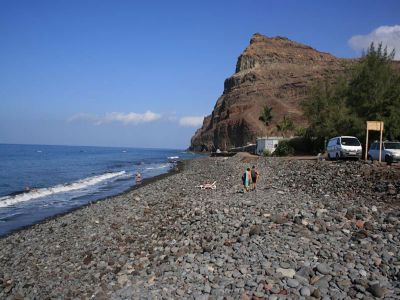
[190,33,353,151]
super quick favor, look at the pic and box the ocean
[0,144,200,236]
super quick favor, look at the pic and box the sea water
[0,144,200,236]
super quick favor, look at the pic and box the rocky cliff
[190,33,352,151]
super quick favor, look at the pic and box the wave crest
[0,171,126,208]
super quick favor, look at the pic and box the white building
[256,137,283,155]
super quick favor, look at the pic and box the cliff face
[190,33,352,151]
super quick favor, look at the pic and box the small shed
[256,137,283,155]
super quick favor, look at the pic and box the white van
[327,136,362,160]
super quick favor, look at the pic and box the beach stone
[176,289,185,296]
[312,288,321,298]
[344,253,354,262]
[117,274,129,286]
[240,293,250,300]
[355,220,365,229]
[313,276,330,290]
[364,221,374,231]
[249,225,261,236]
[271,214,287,224]
[369,284,385,298]
[373,257,382,267]
[316,209,327,217]
[293,215,302,224]
[276,268,296,278]
[316,263,330,275]
[337,279,351,291]
[300,286,311,296]
[345,210,355,219]
[294,275,309,285]
[296,266,313,278]
[286,278,299,288]
[280,262,291,269]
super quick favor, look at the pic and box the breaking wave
[0,171,126,208]
[145,163,171,170]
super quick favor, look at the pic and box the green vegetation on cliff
[303,43,400,148]
[259,105,273,126]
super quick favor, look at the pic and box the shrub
[288,137,313,154]
[294,127,307,137]
[274,140,294,156]
[263,149,272,157]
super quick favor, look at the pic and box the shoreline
[0,156,399,299]
[0,161,185,239]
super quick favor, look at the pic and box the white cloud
[68,111,161,125]
[179,116,204,127]
[349,25,400,60]
[69,112,206,127]
[99,111,161,124]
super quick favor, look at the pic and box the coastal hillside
[190,33,353,151]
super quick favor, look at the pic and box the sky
[1,0,399,149]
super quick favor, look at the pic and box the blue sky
[1,0,399,149]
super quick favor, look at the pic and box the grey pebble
[287,278,299,288]
[316,263,331,275]
[300,286,311,296]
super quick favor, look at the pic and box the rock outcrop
[190,33,353,151]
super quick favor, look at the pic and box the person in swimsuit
[251,165,259,191]
[242,167,252,192]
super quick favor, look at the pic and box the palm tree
[259,105,273,126]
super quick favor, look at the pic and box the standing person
[251,165,259,191]
[135,172,142,184]
[242,167,252,192]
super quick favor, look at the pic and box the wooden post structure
[379,121,384,163]
[366,121,384,162]
[365,126,369,161]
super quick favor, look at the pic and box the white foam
[168,156,179,160]
[145,163,171,170]
[0,171,126,208]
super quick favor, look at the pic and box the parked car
[368,141,400,164]
[327,136,362,160]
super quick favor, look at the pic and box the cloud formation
[68,111,161,125]
[69,111,205,128]
[179,116,204,127]
[100,111,161,124]
[349,25,400,60]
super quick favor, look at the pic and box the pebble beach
[1,154,399,299]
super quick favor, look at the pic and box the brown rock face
[190,33,352,151]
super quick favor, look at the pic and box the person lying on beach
[195,181,217,190]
